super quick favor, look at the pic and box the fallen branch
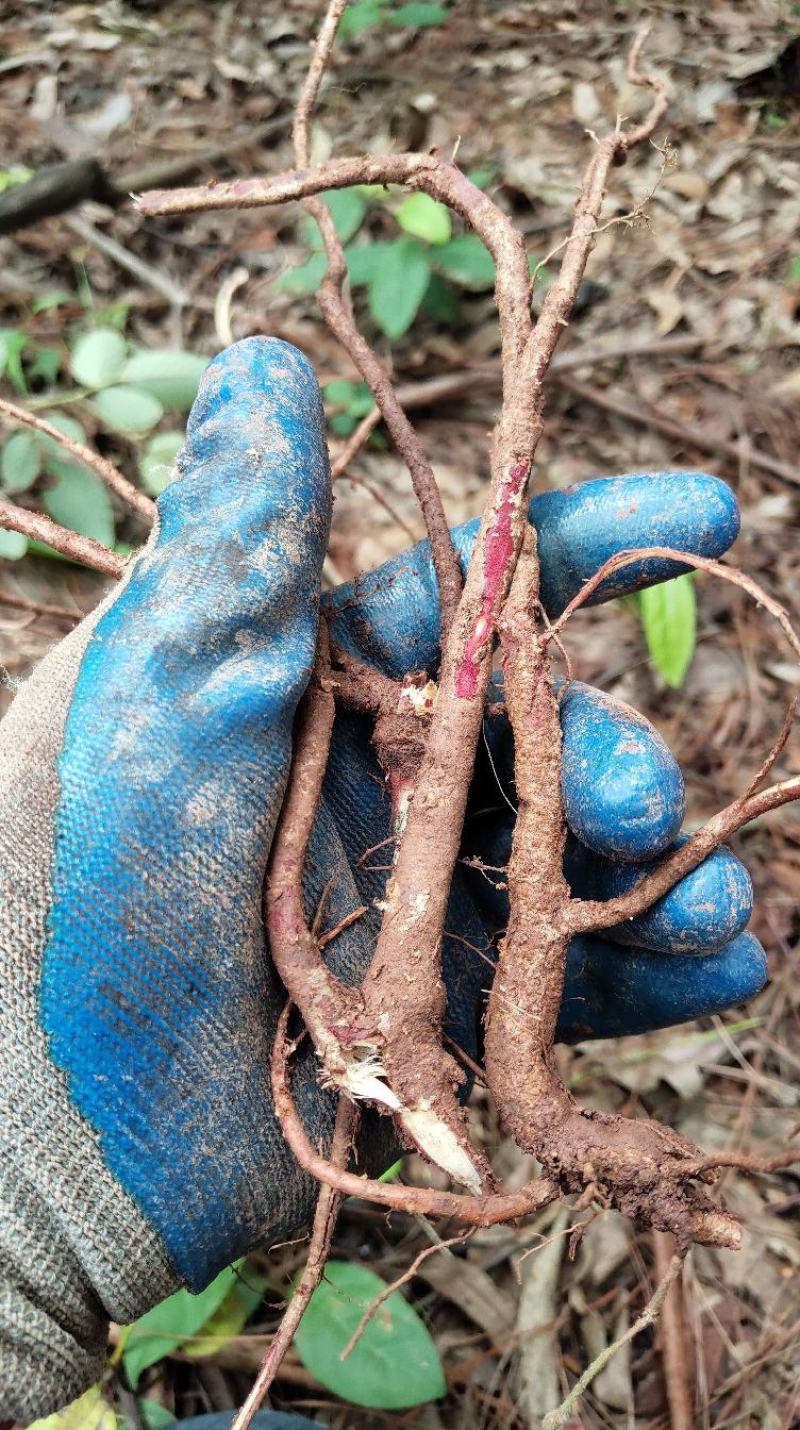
[0,115,289,236]
[542,1253,686,1429]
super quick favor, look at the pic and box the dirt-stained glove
[0,337,764,1421]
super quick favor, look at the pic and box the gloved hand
[0,338,765,1421]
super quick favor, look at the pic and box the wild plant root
[136,0,800,1246]
[137,2,800,1420]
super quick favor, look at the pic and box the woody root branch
[140,0,800,1297]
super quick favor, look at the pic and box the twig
[0,589,80,622]
[0,496,125,577]
[392,334,702,414]
[542,1253,686,1430]
[340,1233,471,1359]
[559,375,800,490]
[544,545,800,662]
[663,1146,800,1179]
[329,408,381,478]
[0,397,155,521]
[230,1094,358,1430]
[653,1231,694,1430]
[741,696,797,800]
[290,0,462,636]
[337,471,420,545]
[65,212,190,308]
[317,905,367,950]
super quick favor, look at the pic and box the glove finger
[566,835,753,954]
[477,679,685,865]
[556,931,767,1042]
[533,470,738,615]
[325,470,738,678]
[31,337,336,1286]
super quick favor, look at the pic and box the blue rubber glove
[0,337,765,1421]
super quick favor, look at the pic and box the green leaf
[1,430,42,492]
[639,573,696,689]
[43,458,115,546]
[466,166,495,190]
[421,272,459,323]
[28,345,62,384]
[379,1157,404,1182]
[390,3,448,26]
[30,289,74,314]
[95,301,131,331]
[324,379,374,417]
[324,378,374,436]
[90,384,163,435]
[434,233,495,290]
[139,429,184,496]
[396,192,452,245]
[294,1260,446,1408]
[339,0,386,39]
[70,327,127,389]
[39,410,87,453]
[0,328,30,394]
[275,251,329,294]
[120,349,209,411]
[0,528,28,559]
[27,1385,117,1430]
[182,1264,268,1360]
[121,1264,241,1388]
[343,241,383,287]
[124,1405,176,1430]
[323,187,368,242]
[367,237,431,338]
[787,253,800,284]
[325,378,362,406]
[0,164,32,193]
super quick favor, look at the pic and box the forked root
[494,1078,741,1250]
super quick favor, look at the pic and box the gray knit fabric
[0,565,178,1421]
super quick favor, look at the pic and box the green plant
[324,376,376,436]
[26,1385,175,1429]
[637,572,697,688]
[293,1259,445,1408]
[277,178,538,343]
[118,1260,267,1388]
[0,317,208,558]
[339,1,449,41]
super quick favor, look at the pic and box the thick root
[498,1079,740,1249]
